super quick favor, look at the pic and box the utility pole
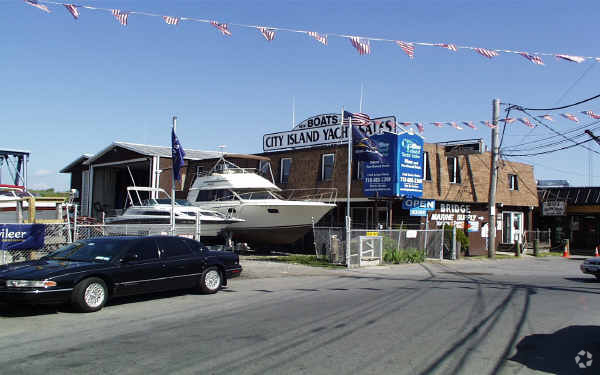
[488,99,500,259]
[585,129,600,146]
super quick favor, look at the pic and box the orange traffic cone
[594,246,599,257]
[562,243,570,258]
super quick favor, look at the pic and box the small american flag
[520,52,544,66]
[562,113,580,123]
[259,27,276,41]
[437,43,457,52]
[112,10,128,26]
[474,47,499,59]
[481,121,497,129]
[499,118,515,124]
[416,122,424,134]
[462,121,477,130]
[163,16,179,25]
[518,118,534,128]
[396,41,414,59]
[211,21,231,36]
[582,111,600,120]
[399,122,412,127]
[307,31,327,45]
[64,4,79,19]
[449,122,463,130]
[538,114,554,121]
[24,0,50,13]
[431,122,444,128]
[349,36,371,55]
[555,54,585,63]
[342,111,371,126]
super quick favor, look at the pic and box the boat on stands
[186,158,336,247]
[104,187,244,239]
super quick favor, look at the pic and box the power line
[515,92,600,111]
[502,119,600,151]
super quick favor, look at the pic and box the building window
[423,152,432,181]
[321,154,335,181]
[280,158,292,184]
[447,156,461,183]
[258,160,271,179]
[509,174,519,190]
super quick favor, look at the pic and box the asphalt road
[1,256,599,375]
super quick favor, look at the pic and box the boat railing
[196,167,257,178]
[278,188,338,204]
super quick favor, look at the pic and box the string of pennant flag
[394,110,600,135]
[22,0,600,65]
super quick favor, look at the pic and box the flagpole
[344,108,352,267]
[171,116,177,235]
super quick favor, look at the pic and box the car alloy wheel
[84,282,106,308]
[200,267,221,294]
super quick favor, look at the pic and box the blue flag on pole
[171,128,186,182]
[352,125,385,162]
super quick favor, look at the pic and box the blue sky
[2,0,600,190]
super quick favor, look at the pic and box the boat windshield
[140,199,194,206]
[234,189,280,200]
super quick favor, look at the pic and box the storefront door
[502,212,524,244]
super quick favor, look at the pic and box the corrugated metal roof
[59,154,93,173]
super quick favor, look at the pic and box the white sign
[263,114,396,152]
[542,201,566,216]
[406,230,418,238]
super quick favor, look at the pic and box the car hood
[584,258,600,265]
[0,259,107,280]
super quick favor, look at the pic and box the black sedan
[0,236,242,312]
[580,257,600,280]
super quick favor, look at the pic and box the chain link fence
[313,227,444,267]
[524,229,551,251]
[1,223,206,265]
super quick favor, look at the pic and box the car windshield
[46,240,126,262]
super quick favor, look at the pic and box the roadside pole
[171,116,177,236]
[345,108,352,268]
[488,99,500,259]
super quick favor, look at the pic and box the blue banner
[0,224,45,251]
[363,132,424,197]
[363,132,397,197]
[397,133,424,197]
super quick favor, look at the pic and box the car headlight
[6,280,57,288]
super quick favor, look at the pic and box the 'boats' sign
[0,224,45,250]
[263,114,396,151]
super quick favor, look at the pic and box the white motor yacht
[104,187,244,239]
[187,159,336,247]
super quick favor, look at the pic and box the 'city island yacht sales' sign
[263,114,396,151]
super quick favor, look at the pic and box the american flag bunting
[349,36,371,55]
[259,27,276,41]
[562,113,580,123]
[112,10,128,26]
[474,47,499,59]
[555,54,585,63]
[307,31,327,45]
[24,0,50,13]
[437,43,457,52]
[64,4,79,19]
[481,121,497,129]
[462,121,477,130]
[518,118,534,128]
[342,112,371,126]
[538,115,554,121]
[396,41,414,59]
[432,122,444,128]
[211,21,231,36]
[582,111,600,120]
[163,16,179,25]
[399,122,412,127]
[499,118,516,124]
[520,52,544,65]
[449,122,463,130]
[416,122,424,134]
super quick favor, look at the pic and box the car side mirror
[121,253,140,263]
